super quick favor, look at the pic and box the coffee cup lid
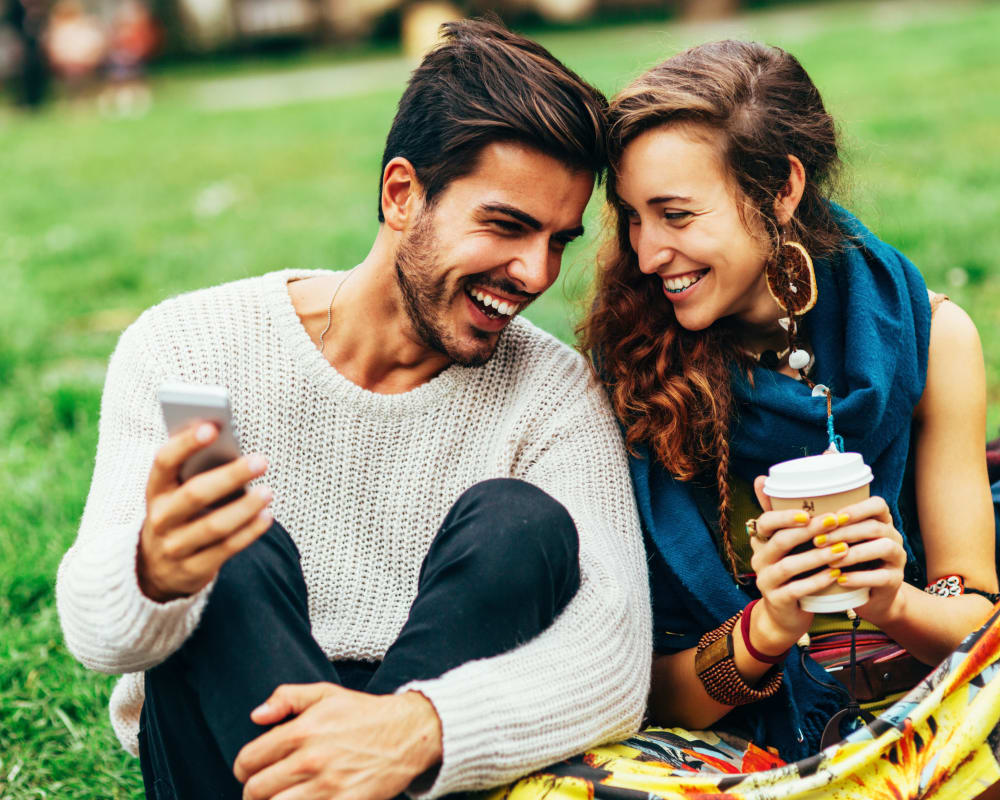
[763,452,873,499]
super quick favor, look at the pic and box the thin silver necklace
[317,269,355,355]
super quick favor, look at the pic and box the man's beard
[394,211,501,368]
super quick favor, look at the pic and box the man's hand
[234,684,443,800]
[138,423,273,602]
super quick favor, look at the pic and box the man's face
[394,141,594,367]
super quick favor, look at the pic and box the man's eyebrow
[555,225,585,241]
[479,202,583,239]
[478,203,542,231]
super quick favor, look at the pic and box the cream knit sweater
[56,269,651,798]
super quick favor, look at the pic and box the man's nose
[508,239,556,295]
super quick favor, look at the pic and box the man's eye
[491,219,523,232]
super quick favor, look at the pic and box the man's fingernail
[831,542,848,555]
[822,515,838,529]
[247,454,267,474]
[813,534,828,546]
[794,512,810,524]
[837,513,851,525]
[254,485,273,501]
[196,423,215,442]
[253,702,271,715]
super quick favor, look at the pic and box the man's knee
[439,478,579,594]
[206,520,304,616]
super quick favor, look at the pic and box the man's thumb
[250,682,334,725]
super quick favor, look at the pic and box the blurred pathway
[184,0,973,113]
[188,56,411,111]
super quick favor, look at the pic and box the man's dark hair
[377,18,608,221]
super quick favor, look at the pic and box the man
[57,19,650,800]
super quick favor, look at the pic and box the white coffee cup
[763,452,874,613]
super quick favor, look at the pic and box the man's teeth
[471,288,520,316]
[664,271,706,292]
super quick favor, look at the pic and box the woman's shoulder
[915,294,983,422]
[926,292,978,346]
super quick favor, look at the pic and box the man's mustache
[463,276,537,305]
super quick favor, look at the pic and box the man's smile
[464,284,528,319]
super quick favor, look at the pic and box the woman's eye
[664,211,692,222]
[623,209,640,224]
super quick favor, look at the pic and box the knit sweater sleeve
[56,315,215,674]
[396,376,652,798]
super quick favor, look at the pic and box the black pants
[138,479,580,800]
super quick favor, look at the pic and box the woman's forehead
[617,125,730,203]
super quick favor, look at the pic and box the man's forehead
[455,141,594,226]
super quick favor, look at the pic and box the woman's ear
[774,154,806,226]
[381,157,423,231]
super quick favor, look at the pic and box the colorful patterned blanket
[487,606,1000,800]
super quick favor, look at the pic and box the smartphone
[158,382,243,484]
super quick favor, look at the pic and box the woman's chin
[673,309,717,333]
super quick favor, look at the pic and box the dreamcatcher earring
[764,239,818,377]
[765,239,846,454]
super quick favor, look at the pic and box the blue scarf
[632,206,931,760]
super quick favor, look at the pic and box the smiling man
[57,19,650,800]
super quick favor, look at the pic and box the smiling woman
[560,37,1000,799]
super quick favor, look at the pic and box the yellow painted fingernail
[794,512,810,524]
[837,575,848,584]
[822,515,838,529]
[831,542,848,555]
[828,568,841,579]
[837,513,850,525]
[813,534,828,546]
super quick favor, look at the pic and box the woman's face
[616,124,781,333]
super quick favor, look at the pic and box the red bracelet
[741,599,791,664]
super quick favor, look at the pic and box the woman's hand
[809,495,907,625]
[747,505,848,652]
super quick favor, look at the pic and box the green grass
[2,1,999,795]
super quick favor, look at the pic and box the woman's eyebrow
[647,195,693,205]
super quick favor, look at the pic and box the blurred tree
[7,0,50,107]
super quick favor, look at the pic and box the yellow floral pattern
[486,608,1000,800]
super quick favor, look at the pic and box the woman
[486,40,1000,800]
[580,39,999,757]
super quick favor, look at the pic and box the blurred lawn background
[2,0,1000,796]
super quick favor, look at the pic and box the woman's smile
[661,268,710,297]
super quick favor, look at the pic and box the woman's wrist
[859,582,909,629]
[749,600,804,659]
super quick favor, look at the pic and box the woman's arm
[649,509,848,729]
[859,300,997,663]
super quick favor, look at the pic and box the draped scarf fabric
[632,206,932,760]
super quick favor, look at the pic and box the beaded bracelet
[695,611,783,706]
[741,599,791,665]
[926,574,1000,604]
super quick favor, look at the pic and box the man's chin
[446,327,504,368]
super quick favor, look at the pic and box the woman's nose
[635,229,674,275]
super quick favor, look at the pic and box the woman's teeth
[468,287,521,317]
[663,271,707,293]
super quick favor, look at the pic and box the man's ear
[774,154,806,226]
[381,157,423,231]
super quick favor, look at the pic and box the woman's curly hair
[579,40,844,575]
